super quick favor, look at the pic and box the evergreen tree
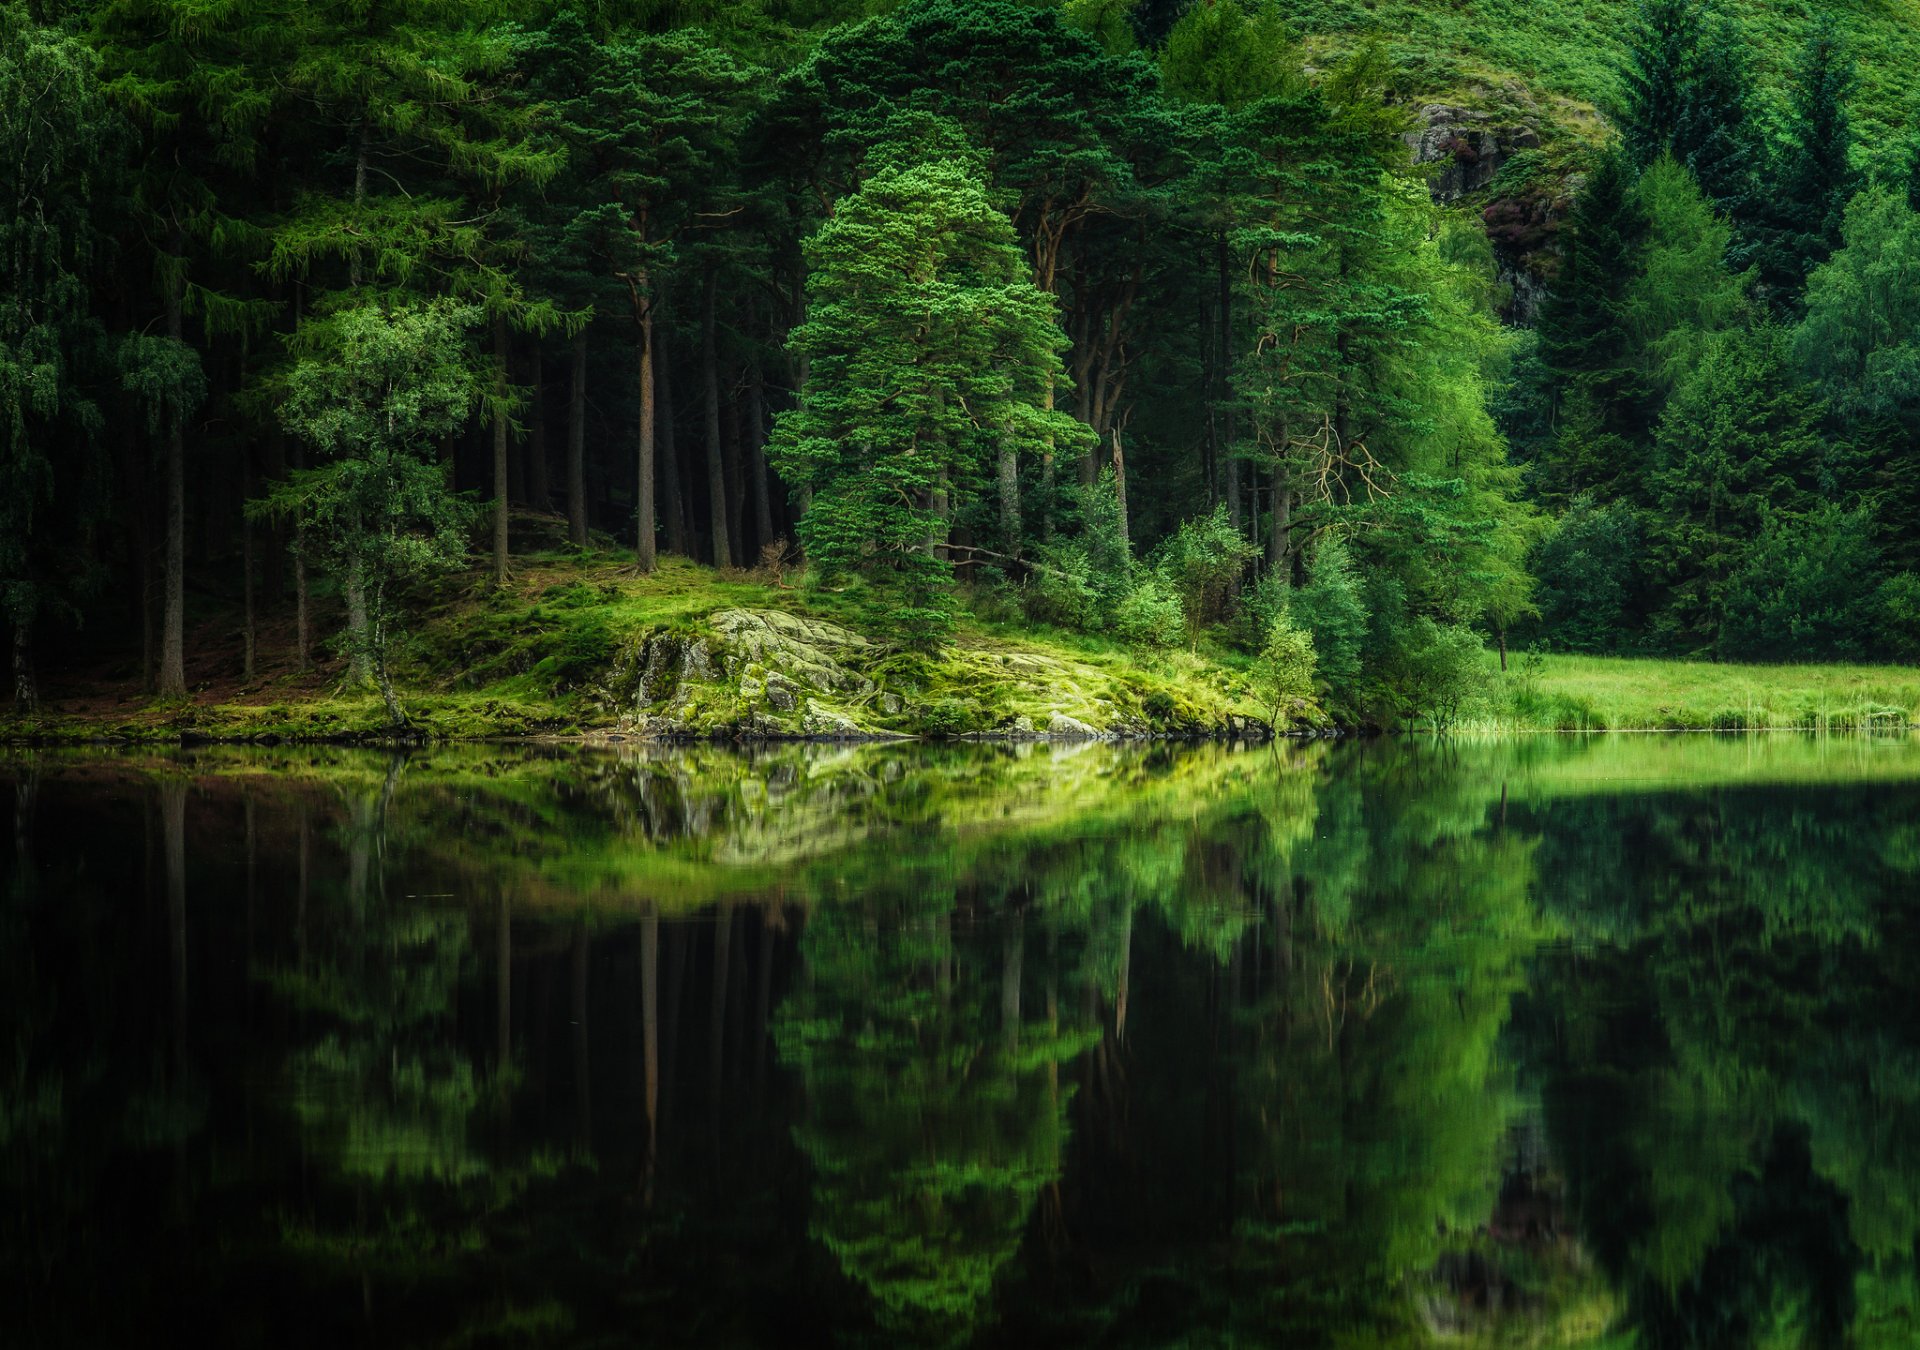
[1756,17,1858,311]
[1628,154,1746,395]
[766,134,1088,644]
[1534,147,1651,501]
[1647,324,1825,652]
[263,300,480,726]
[1618,0,1760,242]
[0,7,116,709]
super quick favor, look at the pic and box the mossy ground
[0,548,1286,744]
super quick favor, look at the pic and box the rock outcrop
[597,606,1307,742]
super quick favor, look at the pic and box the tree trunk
[701,269,731,569]
[527,354,550,512]
[344,550,371,686]
[1111,427,1130,552]
[658,320,686,556]
[492,314,511,587]
[722,369,746,564]
[747,363,774,552]
[998,436,1021,557]
[12,622,35,713]
[636,310,658,573]
[159,259,188,702]
[567,331,589,548]
[241,450,256,684]
[1219,234,1240,533]
[1267,463,1291,571]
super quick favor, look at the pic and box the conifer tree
[766,133,1088,644]
[0,7,115,709]
[1534,148,1652,501]
[1756,17,1857,310]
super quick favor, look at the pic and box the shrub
[1156,506,1258,636]
[1236,573,1291,650]
[1111,572,1186,648]
[1021,543,1100,629]
[1531,496,1643,652]
[1398,619,1491,732]
[1289,540,1369,691]
[1252,615,1317,726]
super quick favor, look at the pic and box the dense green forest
[3,0,1917,729]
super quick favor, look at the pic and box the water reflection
[3,736,1919,1347]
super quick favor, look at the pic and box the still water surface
[5,736,1920,1348]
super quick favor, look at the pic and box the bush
[1531,496,1643,652]
[1111,572,1186,648]
[1156,506,1258,636]
[1398,619,1491,732]
[1021,543,1101,629]
[1236,573,1291,650]
[1252,615,1317,725]
[1718,505,1883,661]
[1289,540,1369,692]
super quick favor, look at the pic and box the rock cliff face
[595,606,1296,741]
[1404,103,1542,204]
[1405,98,1577,326]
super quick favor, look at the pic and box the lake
[5,735,1919,1348]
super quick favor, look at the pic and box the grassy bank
[1492,652,1920,732]
[6,548,1915,743]
[0,552,1284,744]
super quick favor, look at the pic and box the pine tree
[0,6,116,709]
[1647,324,1824,651]
[1756,17,1857,310]
[766,133,1089,644]
[1618,0,1759,244]
[1534,148,1652,501]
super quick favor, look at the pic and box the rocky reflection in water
[4,737,1920,1348]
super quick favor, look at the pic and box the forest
[4,0,1919,731]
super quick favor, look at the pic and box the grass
[0,551,1282,744]
[1282,0,1920,162]
[1488,652,1920,732]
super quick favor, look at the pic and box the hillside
[1288,0,1920,158]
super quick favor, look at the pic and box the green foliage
[1531,496,1644,653]
[1288,539,1369,693]
[263,299,482,723]
[1108,571,1185,648]
[767,133,1084,647]
[1251,612,1317,726]
[1718,504,1887,661]
[1534,147,1651,501]
[1754,17,1857,311]
[1154,506,1258,637]
[1394,618,1492,732]
[1647,324,1824,652]
[0,6,115,671]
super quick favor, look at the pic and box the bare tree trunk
[12,622,35,713]
[492,314,511,587]
[636,310,658,573]
[159,256,188,702]
[567,331,589,548]
[344,550,371,686]
[998,437,1021,557]
[747,362,774,550]
[701,268,731,569]
[1219,234,1241,534]
[658,320,686,556]
[719,369,742,562]
[241,449,256,684]
[527,351,550,511]
[1039,375,1057,542]
[1267,462,1291,571]
[1111,426,1130,551]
